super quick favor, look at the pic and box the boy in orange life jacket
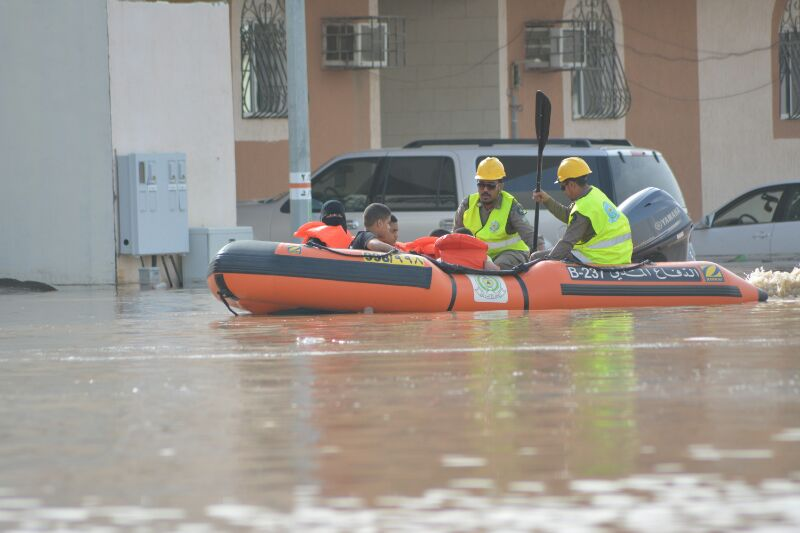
[349,203,397,253]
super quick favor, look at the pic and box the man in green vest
[453,157,535,269]
[531,157,632,265]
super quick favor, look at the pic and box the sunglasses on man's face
[477,182,498,190]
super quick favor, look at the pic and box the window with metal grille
[241,0,288,118]
[570,0,630,120]
[780,0,800,119]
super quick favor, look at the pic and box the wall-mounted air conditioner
[524,25,586,70]
[323,20,388,68]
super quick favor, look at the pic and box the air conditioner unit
[550,27,586,70]
[323,21,388,68]
[524,25,586,70]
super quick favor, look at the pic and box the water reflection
[0,288,799,530]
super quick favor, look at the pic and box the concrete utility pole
[286,0,312,233]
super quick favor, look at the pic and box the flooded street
[1,286,800,531]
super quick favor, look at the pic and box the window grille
[322,16,405,69]
[241,0,288,118]
[780,0,800,119]
[570,0,630,120]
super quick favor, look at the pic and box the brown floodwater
[0,285,799,531]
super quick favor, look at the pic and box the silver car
[238,138,687,249]
[692,181,800,271]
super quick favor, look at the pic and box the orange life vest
[397,236,439,258]
[294,221,353,248]
[434,233,489,269]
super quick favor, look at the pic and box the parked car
[692,181,800,271]
[238,138,687,249]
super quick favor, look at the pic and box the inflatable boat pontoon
[207,240,767,315]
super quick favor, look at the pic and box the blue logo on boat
[604,201,620,223]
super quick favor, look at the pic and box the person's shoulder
[349,230,373,249]
[509,197,527,217]
[458,195,472,209]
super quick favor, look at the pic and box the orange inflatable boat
[207,240,767,315]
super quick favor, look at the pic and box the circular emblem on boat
[490,220,501,233]
[467,274,509,303]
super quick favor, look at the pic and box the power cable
[381,26,526,84]
[627,77,774,103]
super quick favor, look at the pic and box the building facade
[236,0,800,221]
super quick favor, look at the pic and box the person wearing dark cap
[320,200,348,231]
[293,199,353,248]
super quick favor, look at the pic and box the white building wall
[107,0,238,282]
[697,0,800,214]
[0,0,115,285]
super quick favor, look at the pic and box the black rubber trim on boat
[560,284,743,298]
[512,273,529,311]
[214,274,239,316]
[211,241,433,289]
[758,288,769,302]
[446,271,457,311]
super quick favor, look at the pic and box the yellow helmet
[555,157,592,184]
[475,157,506,181]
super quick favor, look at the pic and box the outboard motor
[618,187,693,262]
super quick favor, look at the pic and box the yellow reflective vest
[463,191,530,259]
[569,187,633,265]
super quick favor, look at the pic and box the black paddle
[532,90,551,252]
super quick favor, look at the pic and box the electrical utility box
[182,227,253,287]
[117,153,189,255]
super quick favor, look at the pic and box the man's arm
[506,201,538,250]
[453,197,469,230]
[366,239,395,253]
[544,213,593,260]
[532,191,570,223]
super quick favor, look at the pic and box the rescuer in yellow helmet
[453,156,539,269]
[531,157,632,265]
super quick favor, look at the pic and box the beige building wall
[697,0,800,215]
[108,0,237,282]
[621,0,702,218]
[232,0,379,201]
[379,0,501,147]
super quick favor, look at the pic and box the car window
[379,156,457,211]
[607,153,686,207]
[781,188,800,222]
[311,157,382,213]
[482,156,600,208]
[712,187,785,227]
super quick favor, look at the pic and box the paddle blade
[535,90,551,154]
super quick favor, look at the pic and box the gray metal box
[117,153,189,255]
[182,227,253,287]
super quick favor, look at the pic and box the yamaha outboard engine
[618,187,693,262]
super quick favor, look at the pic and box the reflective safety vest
[434,233,488,269]
[294,221,353,248]
[462,191,529,259]
[569,187,633,265]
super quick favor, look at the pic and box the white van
[238,138,687,247]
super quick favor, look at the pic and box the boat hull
[207,241,767,315]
